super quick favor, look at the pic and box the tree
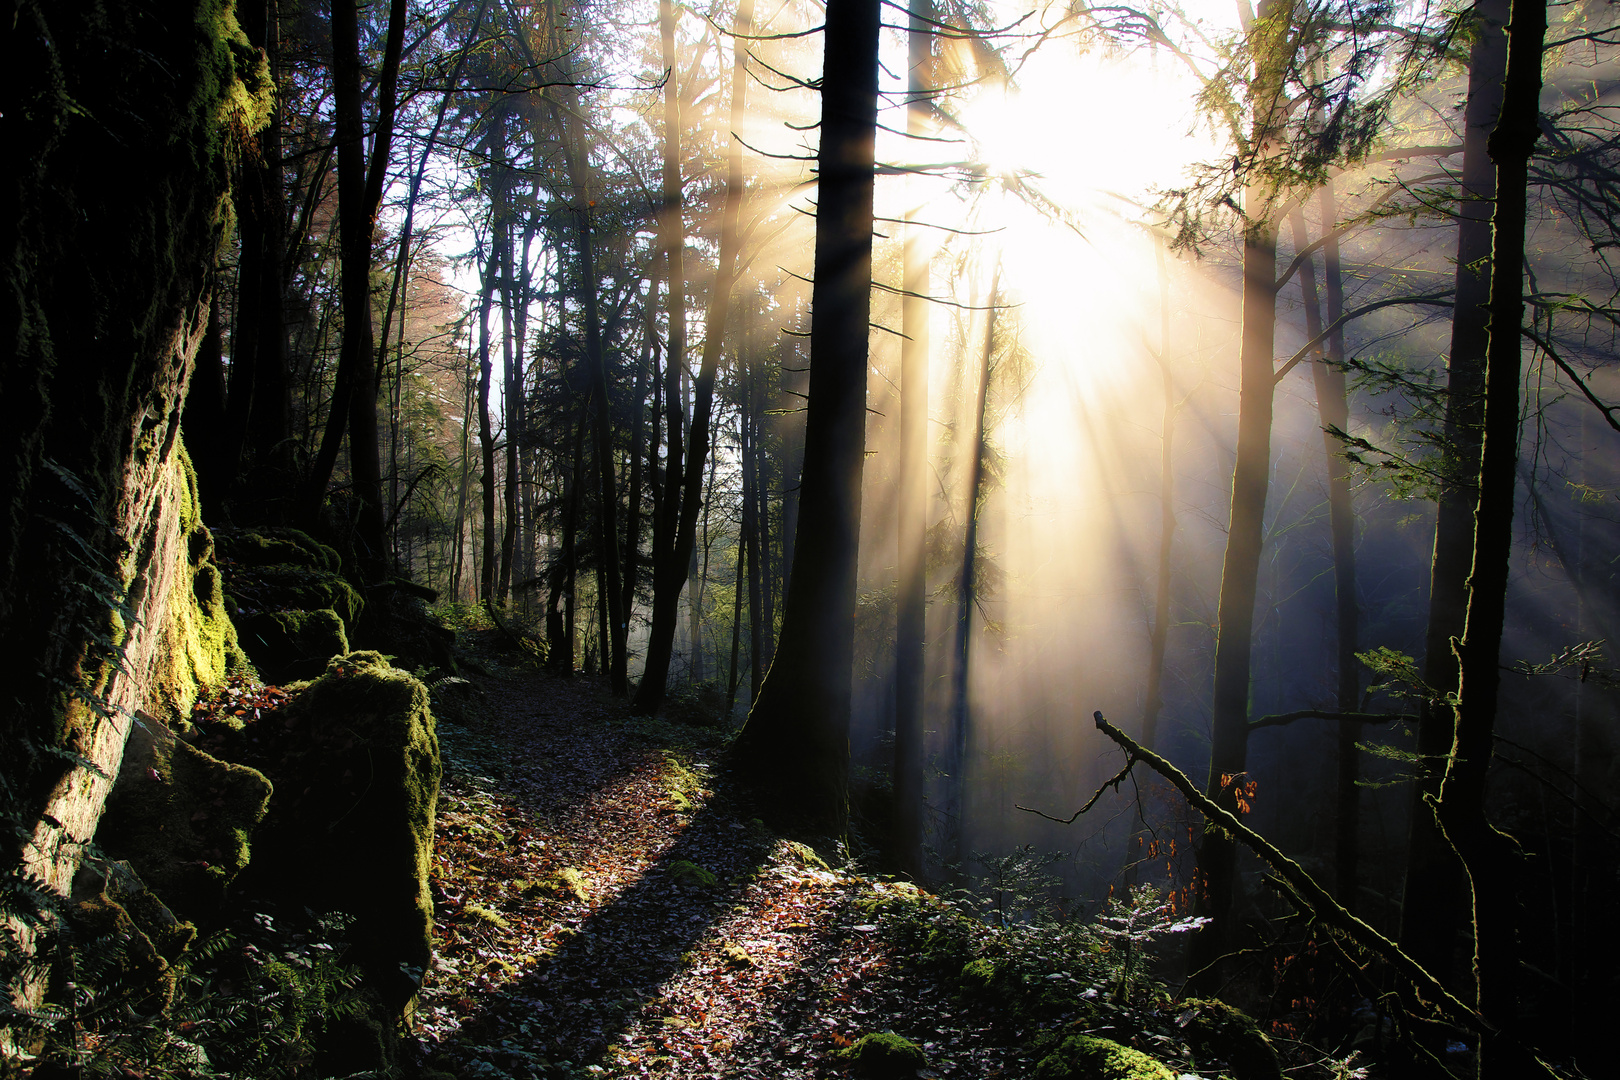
[731,0,883,837]
[305,0,409,575]
[893,0,936,879]
[1437,0,1549,1074]
[1398,0,1509,988]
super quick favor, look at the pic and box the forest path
[410,662,1025,1079]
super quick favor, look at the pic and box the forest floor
[404,648,1359,1080]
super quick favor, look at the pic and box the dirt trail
[409,666,1025,1079]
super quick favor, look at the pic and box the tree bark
[636,0,754,711]
[308,0,406,573]
[893,0,934,879]
[730,0,881,838]
[1399,0,1509,990]
[1439,1,1547,1075]
[477,242,499,605]
[1288,196,1361,910]
[636,0,690,708]
[1188,99,1284,992]
[946,267,999,867]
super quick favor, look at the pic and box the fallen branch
[1026,710,1485,1034]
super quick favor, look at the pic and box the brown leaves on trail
[408,670,1034,1080]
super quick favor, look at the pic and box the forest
[2,0,1617,1076]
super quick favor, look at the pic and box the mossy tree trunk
[1399,0,1508,995]
[1439,1,1548,1075]
[0,0,269,887]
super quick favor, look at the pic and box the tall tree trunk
[1399,0,1509,989]
[622,277,659,639]
[1439,2,1547,1075]
[309,0,406,573]
[1188,90,1285,988]
[497,197,519,600]
[450,335,477,603]
[1570,377,1619,1070]
[1142,237,1176,754]
[730,0,881,837]
[743,372,766,704]
[1289,196,1361,909]
[636,0,754,711]
[638,0,690,708]
[553,95,627,692]
[893,0,934,878]
[728,410,749,716]
[477,246,499,606]
[947,267,999,868]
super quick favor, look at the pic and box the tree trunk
[744,371,766,704]
[1439,2,1547,1075]
[946,267,999,868]
[1288,197,1361,910]
[730,0,881,838]
[1399,0,1509,989]
[1188,178,1281,991]
[554,96,627,693]
[309,0,406,573]
[230,0,291,518]
[636,0,690,709]
[1142,237,1175,754]
[893,0,934,879]
[636,0,754,711]
[477,246,499,606]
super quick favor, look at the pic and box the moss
[236,607,349,683]
[783,839,830,871]
[536,867,590,902]
[668,860,718,888]
[833,1031,927,1078]
[148,443,244,725]
[463,903,509,929]
[1033,1035,1179,1080]
[721,942,753,968]
[215,528,341,573]
[1178,999,1283,1080]
[96,716,271,920]
[66,893,176,1016]
[231,651,441,1014]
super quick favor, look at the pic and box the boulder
[235,607,349,684]
[1033,1035,1178,1080]
[96,715,272,921]
[236,651,441,1012]
[1177,998,1283,1080]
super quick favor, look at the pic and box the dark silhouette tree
[731,0,882,837]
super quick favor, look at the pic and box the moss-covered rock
[234,651,441,1013]
[96,716,271,920]
[833,1031,927,1078]
[230,563,364,630]
[1178,998,1283,1080]
[1033,1035,1179,1080]
[215,527,341,572]
[236,607,349,683]
[668,860,718,889]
